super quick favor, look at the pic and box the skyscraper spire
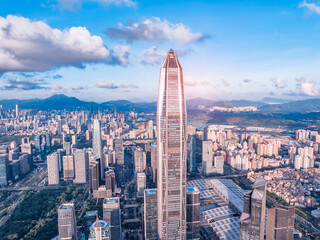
[157,49,187,239]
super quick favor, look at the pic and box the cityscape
[1,1,320,240]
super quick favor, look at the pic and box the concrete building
[114,138,124,187]
[103,197,122,240]
[134,147,146,173]
[89,161,99,194]
[63,155,74,181]
[266,206,295,240]
[73,149,88,183]
[137,172,146,198]
[150,143,157,185]
[58,203,77,240]
[105,169,116,197]
[144,189,158,240]
[47,152,60,185]
[186,187,200,240]
[0,154,9,186]
[240,179,267,240]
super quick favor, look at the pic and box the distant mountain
[260,97,292,104]
[0,94,156,112]
[260,99,320,113]
[186,97,263,109]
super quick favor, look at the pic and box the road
[0,165,48,228]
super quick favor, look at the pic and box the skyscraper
[103,197,122,240]
[89,161,99,194]
[0,154,9,186]
[134,147,146,173]
[15,104,18,119]
[240,179,267,240]
[74,149,88,184]
[144,189,158,240]
[157,49,187,239]
[150,143,157,185]
[63,155,74,181]
[93,119,103,179]
[47,152,60,185]
[137,172,146,198]
[114,138,124,187]
[186,187,200,240]
[187,135,197,174]
[58,203,77,240]
[266,206,295,240]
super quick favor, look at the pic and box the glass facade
[157,49,187,240]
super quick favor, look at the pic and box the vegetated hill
[186,97,264,109]
[260,99,320,113]
[0,94,156,112]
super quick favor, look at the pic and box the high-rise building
[89,161,99,193]
[186,187,200,240]
[150,143,157,185]
[137,172,146,198]
[45,132,51,148]
[157,49,187,239]
[105,169,116,197]
[144,189,158,240]
[134,147,146,173]
[34,135,41,151]
[15,104,19,119]
[114,138,124,187]
[266,206,295,240]
[93,119,104,180]
[63,155,74,181]
[74,149,88,183]
[58,203,77,240]
[103,197,122,240]
[202,141,213,176]
[47,152,59,185]
[187,135,197,174]
[0,154,9,186]
[240,179,267,240]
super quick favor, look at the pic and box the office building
[240,179,267,240]
[144,189,158,240]
[47,152,60,185]
[187,135,197,174]
[58,203,77,240]
[266,206,295,240]
[89,161,99,193]
[93,119,102,166]
[137,172,146,198]
[74,149,88,183]
[114,138,124,187]
[103,197,122,240]
[134,147,146,173]
[105,169,116,197]
[157,49,187,239]
[150,143,157,185]
[0,154,9,186]
[63,155,74,181]
[186,187,200,240]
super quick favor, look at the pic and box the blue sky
[1,0,320,102]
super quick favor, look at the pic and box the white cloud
[296,77,319,96]
[184,75,210,87]
[243,79,252,83]
[271,77,285,89]
[91,0,135,7]
[96,81,138,89]
[107,17,207,43]
[138,46,166,65]
[0,15,129,73]
[221,79,230,87]
[299,1,320,14]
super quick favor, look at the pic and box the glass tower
[157,49,187,240]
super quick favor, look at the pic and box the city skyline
[1,0,320,102]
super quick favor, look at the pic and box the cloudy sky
[1,0,320,102]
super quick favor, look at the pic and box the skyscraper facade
[103,197,122,240]
[186,187,200,240]
[134,147,146,173]
[74,149,88,183]
[63,155,74,181]
[58,203,77,240]
[93,119,104,179]
[266,206,295,240]
[114,138,124,187]
[0,154,9,186]
[157,49,187,239]
[187,134,197,174]
[240,179,267,240]
[150,143,157,185]
[144,189,158,240]
[47,152,60,185]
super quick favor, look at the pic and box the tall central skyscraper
[157,49,187,239]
